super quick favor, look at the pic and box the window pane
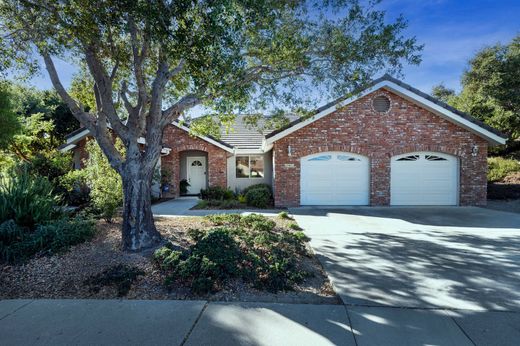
[236,156,250,178]
[249,155,264,178]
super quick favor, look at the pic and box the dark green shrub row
[0,216,96,263]
[154,213,309,294]
[200,186,235,200]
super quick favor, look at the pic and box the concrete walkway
[4,299,517,345]
[152,197,282,217]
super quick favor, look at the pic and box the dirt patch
[0,217,339,304]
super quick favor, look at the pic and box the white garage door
[391,152,458,205]
[300,152,369,205]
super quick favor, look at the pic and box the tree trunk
[121,161,161,251]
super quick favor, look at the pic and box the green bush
[204,214,242,226]
[0,216,96,263]
[244,186,272,208]
[278,211,292,219]
[242,183,272,195]
[488,157,520,182]
[194,199,242,209]
[155,228,243,294]
[200,186,235,200]
[288,222,302,231]
[155,213,310,294]
[0,167,60,228]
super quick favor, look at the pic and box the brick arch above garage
[272,89,488,207]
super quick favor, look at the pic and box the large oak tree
[0,0,421,251]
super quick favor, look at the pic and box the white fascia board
[65,129,91,145]
[171,122,234,153]
[233,148,266,155]
[382,83,507,145]
[59,143,77,153]
[265,81,387,145]
[265,80,506,146]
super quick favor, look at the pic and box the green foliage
[0,0,421,127]
[200,186,235,200]
[288,222,302,231]
[194,199,243,210]
[179,179,190,195]
[155,213,309,294]
[66,139,123,221]
[204,214,242,226]
[278,211,292,220]
[244,185,273,208]
[0,167,60,228]
[85,264,144,297]
[0,82,20,151]
[0,216,95,263]
[433,35,520,144]
[487,157,520,182]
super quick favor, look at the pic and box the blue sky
[24,0,519,96]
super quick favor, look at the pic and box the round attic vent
[372,95,391,113]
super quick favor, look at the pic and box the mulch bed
[0,217,339,304]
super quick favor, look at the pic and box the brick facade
[273,89,488,207]
[162,124,228,196]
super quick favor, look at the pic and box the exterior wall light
[287,145,292,156]
[471,145,479,157]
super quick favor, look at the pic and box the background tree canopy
[431,35,520,148]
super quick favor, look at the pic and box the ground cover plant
[153,213,310,294]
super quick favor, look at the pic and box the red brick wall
[162,125,228,195]
[273,89,488,207]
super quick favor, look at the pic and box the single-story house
[59,75,507,207]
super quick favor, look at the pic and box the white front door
[300,152,370,205]
[390,152,459,205]
[187,156,207,194]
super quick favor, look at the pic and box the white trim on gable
[171,121,234,153]
[265,80,507,146]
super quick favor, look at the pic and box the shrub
[244,186,272,208]
[155,228,243,294]
[288,222,302,231]
[204,214,242,226]
[0,167,60,228]
[242,183,272,195]
[278,211,292,219]
[83,139,124,222]
[488,157,520,182]
[0,216,96,263]
[200,186,235,200]
[85,264,144,297]
[155,213,310,294]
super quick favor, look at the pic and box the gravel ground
[0,217,339,304]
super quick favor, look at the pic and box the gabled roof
[265,74,507,145]
[58,121,236,154]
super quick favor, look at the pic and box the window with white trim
[236,155,264,178]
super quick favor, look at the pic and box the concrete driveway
[290,207,520,345]
[291,206,520,311]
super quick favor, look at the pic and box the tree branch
[41,51,96,131]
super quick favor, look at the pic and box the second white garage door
[300,152,369,205]
[390,152,459,205]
